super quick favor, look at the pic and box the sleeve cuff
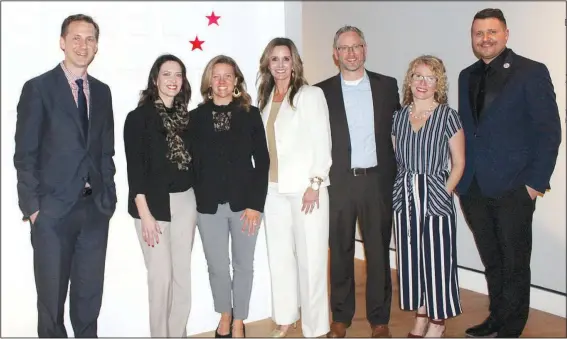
[22,199,39,220]
[526,180,548,194]
[248,199,265,214]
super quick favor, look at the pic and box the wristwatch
[309,177,323,191]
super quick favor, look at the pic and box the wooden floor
[194,260,566,337]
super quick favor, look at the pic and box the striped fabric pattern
[391,103,464,319]
[393,174,462,319]
[391,104,462,218]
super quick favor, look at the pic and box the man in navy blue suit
[456,8,561,338]
[14,14,116,337]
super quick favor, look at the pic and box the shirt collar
[60,61,88,84]
[340,69,369,85]
[477,47,510,72]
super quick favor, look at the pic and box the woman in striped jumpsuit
[391,55,465,338]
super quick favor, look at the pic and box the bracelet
[310,176,323,184]
[309,177,323,191]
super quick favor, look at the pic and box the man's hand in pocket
[526,185,540,200]
[30,210,39,225]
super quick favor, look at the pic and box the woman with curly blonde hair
[391,55,465,338]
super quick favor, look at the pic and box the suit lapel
[479,51,516,121]
[261,89,276,126]
[87,76,103,146]
[460,69,475,126]
[274,89,294,135]
[468,62,482,124]
[328,74,352,154]
[263,88,294,129]
[368,72,385,148]
[54,65,86,143]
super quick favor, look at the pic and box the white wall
[300,1,566,316]
[2,3,565,336]
[284,2,303,55]
[0,1,286,336]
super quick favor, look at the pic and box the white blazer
[261,85,332,194]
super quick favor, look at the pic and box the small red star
[206,11,221,26]
[189,36,205,51]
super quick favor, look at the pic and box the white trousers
[264,183,330,338]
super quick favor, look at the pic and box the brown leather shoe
[326,322,349,338]
[371,324,392,338]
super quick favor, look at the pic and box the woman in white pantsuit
[256,37,333,338]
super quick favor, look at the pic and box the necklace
[409,101,438,120]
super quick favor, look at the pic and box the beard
[340,58,365,72]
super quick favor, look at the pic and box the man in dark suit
[315,26,401,338]
[14,14,116,338]
[456,8,561,338]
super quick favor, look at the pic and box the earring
[232,87,242,98]
[207,87,213,99]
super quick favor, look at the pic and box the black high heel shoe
[215,316,233,338]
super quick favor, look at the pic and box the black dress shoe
[465,317,500,338]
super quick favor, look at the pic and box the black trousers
[31,194,110,338]
[459,178,536,337]
[329,171,393,326]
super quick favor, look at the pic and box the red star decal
[189,36,205,51]
[206,11,221,26]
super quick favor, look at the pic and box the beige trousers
[134,188,197,338]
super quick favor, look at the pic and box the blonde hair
[401,55,448,106]
[200,55,252,111]
[256,37,308,112]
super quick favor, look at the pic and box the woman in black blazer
[123,54,197,338]
[190,55,269,338]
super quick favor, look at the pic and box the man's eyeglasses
[336,44,364,53]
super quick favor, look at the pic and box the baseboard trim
[456,264,566,318]
[354,243,566,318]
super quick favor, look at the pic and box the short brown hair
[473,8,507,27]
[60,14,100,41]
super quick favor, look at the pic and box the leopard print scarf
[154,99,191,171]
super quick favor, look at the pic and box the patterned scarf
[154,98,191,171]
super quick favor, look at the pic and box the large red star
[189,36,205,51]
[206,11,221,26]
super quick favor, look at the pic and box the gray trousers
[134,188,197,338]
[197,203,259,320]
